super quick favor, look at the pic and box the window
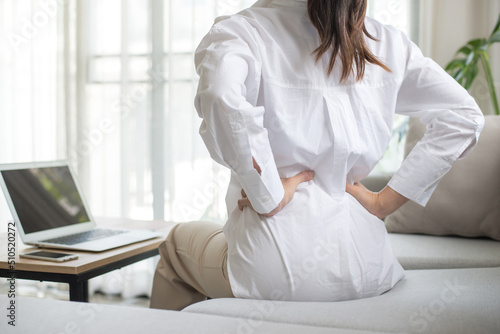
[0,0,67,230]
[367,0,419,40]
[78,0,416,226]
[79,0,255,225]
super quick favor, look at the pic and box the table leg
[69,279,89,302]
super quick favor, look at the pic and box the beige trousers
[150,221,234,310]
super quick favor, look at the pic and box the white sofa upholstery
[184,257,500,333]
[6,233,498,333]
[389,233,500,270]
[5,174,498,333]
[0,295,385,334]
[178,175,500,333]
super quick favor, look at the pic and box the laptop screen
[1,166,90,234]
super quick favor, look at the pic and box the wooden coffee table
[0,217,175,302]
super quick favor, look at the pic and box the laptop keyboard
[41,229,127,245]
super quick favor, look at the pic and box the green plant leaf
[479,52,500,115]
[454,68,465,83]
[467,38,486,49]
[452,70,465,84]
[456,46,472,56]
[449,69,460,79]
[488,30,500,43]
[490,14,500,38]
[445,58,466,72]
[464,51,475,65]
[463,62,478,90]
[445,15,499,115]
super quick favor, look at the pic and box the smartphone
[20,250,79,262]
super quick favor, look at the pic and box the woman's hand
[345,182,409,219]
[238,170,315,217]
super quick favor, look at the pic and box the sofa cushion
[360,173,392,192]
[184,267,500,334]
[0,295,378,334]
[389,233,500,269]
[385,115,500,240]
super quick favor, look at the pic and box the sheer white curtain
[78,0,255,227]
[75,0,256,297]
[0,0,71,228]
[0,0,76,298]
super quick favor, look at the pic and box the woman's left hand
[346,182,409,219]
[239,170,315,217]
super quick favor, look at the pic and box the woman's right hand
[345,182,409,219]
[238,170,315,217]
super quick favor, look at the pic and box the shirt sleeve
[387,33,485,206]
[194,17,284,214]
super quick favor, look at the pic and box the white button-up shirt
[194,0,484,301]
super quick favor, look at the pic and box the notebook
[0,161,162,252]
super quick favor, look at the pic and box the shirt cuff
[387,145,452,207]
[235,157,284,214]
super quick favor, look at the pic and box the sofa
[4,207,499,333]
[178,173,500,334]
[178,117,500,333]
[3,174,499,334]
[182,236,500,334]
[3,118,500,333]
[3,232,499,334]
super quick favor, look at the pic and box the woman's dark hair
[307,0,391,82]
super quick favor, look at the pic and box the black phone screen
[25,251,72,258]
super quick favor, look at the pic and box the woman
[150,0,484,310]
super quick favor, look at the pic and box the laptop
[0,161,162,252]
